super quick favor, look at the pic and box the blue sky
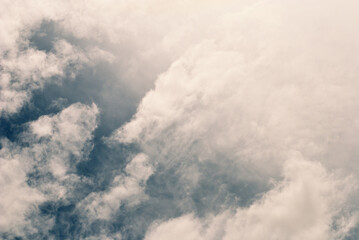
[1,1,359,239]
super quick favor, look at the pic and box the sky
[1,0,359,239]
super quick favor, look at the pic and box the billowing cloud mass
[1,0,359,239]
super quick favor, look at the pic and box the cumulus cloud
[115,0,359,172]
[145,156,357,240]
[0,103,98,236]
[113,0,359,192]
[111,0,359,238]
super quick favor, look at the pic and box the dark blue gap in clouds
[345,226,359,240]
[29,19,97,53]
[49,204,79,240]
[194,159,270,210]
[27,19,151,181]
[29,20,58,53]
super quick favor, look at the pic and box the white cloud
[145,214,203,240]
[145,157,357,240]
[222,157,356,240]
[113,0,359,183]
[109,0,359,238]
[79,153,153,221]
[29,103,99,178]
[0,150,45,234]
[0,0,117,116]
[0,40,90,115]
[125,153,154,181]
[1,0,258,116]
[0,103,98,236]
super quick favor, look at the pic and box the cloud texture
[1,0,359,239]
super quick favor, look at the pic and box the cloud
[79,153,153,221]
[113,0,359,190]
[1,0,259,117]
[0,149,45,235]
[2,0,359,238]
[0,0,115,117]
[145,214,203,240]
[28,103,99,177]
[110,0,359,238]
[0,40,88,116]
[0,103,98,237]
[145,156,357,240]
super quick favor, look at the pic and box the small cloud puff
[79,153,153,221]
